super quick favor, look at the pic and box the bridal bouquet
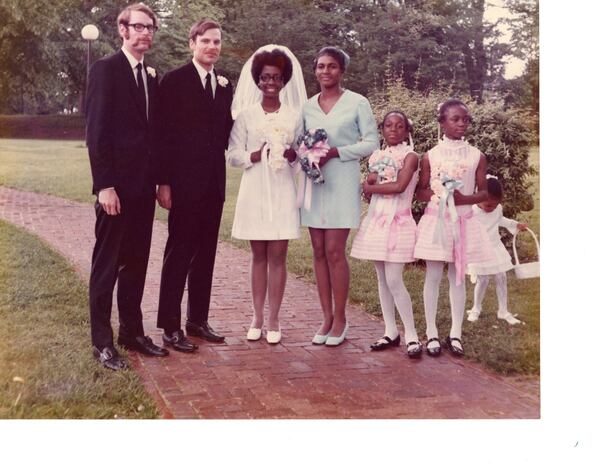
[297,128,329,184]
[260,113,293,172]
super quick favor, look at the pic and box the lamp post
[81,24,99,115]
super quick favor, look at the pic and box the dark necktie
[204,73,213,102]
[136,63,147,119]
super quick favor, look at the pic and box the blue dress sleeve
[337,97,379,162]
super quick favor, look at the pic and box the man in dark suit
[86,3,169,370]
[155,19,233,352]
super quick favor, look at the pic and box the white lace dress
[227,103,303,240]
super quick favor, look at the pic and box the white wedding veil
[231,44,308,119]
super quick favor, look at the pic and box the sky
[484,0,528,79]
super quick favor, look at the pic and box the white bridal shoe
[246,327,262,341]
[325,322,349,346]
[266,329,282,344]
[312,330,330,345]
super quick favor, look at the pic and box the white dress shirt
[121,46,149,117]
[192,58,216,98]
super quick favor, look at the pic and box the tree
[504,0,538,113]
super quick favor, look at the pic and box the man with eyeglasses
[154,19,233,351]
[85,2,168,371]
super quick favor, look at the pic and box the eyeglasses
[125,23,158,34]
[259,74,283,83]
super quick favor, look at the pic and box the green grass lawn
[0,138,540,375]
[0,220,159,418]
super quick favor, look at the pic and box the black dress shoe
[186,321,225,343]
[117,335,169,357]
[446,336,465,357]
[93,346,128,371]
[163,329,199,353]
[370,335,401,351]
[425,337,442,357]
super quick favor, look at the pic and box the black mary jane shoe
[370,335,401,351]
[445,336,465,357]
[406,341,423,359]
[425,337,442,357]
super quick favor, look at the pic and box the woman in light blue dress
[300,46,378,346]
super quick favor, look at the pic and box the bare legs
[249,240,289,331]
[309,228,350,337]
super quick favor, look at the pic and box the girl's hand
[319,146,339,167]
[362,181,372,202]
[517,222,528,231]
[283,148,297,163]
[452,189,465,204]
[250,142,267,163]
[366,172,378,185]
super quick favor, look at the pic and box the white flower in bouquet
[260,114,293,172]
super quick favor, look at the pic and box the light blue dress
[300,90,379,229]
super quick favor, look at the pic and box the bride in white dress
[227,45,306,344]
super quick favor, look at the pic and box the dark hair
[379,110,413,135]
[189,18,221,41]
[487,176,503,200]
[117,3,158,28]
[437,98,469,123]
[312,46,350,72]
[251,49,293,86]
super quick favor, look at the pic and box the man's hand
[98,188,121,215]
[156,184,172,210]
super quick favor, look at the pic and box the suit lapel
[146,65,157,123]
[214,71,226,106]
[117,50,147,124]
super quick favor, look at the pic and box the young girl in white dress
[467,176,527,325]
[227,46,306,344]
[350,111,422,358]
[413,99,491,357]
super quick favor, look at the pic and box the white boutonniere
[217,75,228,87]
[146,66,156,78]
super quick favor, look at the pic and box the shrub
[368,77,536,220]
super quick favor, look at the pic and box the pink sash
[367,208,412,252]
[425,207,473,285]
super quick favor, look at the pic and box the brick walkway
[0,186,539,418]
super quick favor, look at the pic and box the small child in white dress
[467,176,527,325]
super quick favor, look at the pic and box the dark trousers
[89,194,155,349]
[156,191,223,333]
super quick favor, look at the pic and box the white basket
[512,227,540,279]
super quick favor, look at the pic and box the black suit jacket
[156,61,233,205]
[85,50,159,199]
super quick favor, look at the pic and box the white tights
[373,261,419,344]
[423,261,465,344]
[469,272,521,324]
[472,273,508,315]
